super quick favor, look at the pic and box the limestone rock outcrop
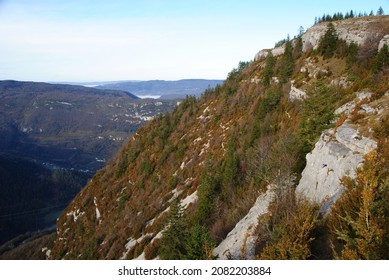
[296,122,377,213]
[302,17,389,52]
[289,85,307,100]
[213,189,274,259]
[254,45,285,60]
[255,16,389,61]
[378,34,389,50]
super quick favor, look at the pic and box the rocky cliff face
[296,91,388,213]
[213,188,274,259]
[255,16,389,60]
[302,16,389,51]
[213,91,388,260]
[296,122,376,213]
[379,35,389,50]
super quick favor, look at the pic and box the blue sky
[0,0,387,82]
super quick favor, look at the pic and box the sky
[0,0,387,82]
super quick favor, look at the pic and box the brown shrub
[144,239,160,260]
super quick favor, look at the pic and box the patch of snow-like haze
[136,95,161,99]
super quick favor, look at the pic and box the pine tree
[296,80,339,155]
[221,135,239,201]
[185,223,214,259]
[318,22,338,58]
[293,36,303,59]
[158,199,188,259]
[298,26,305,37]
[377,6,384,16]
[263,52,276,86]
[346,42,359,66]
[195,166,219,224]
[279,35,294,83]
[375,44,389,71]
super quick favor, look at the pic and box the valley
[96,79,224,99]
[0,80,178,172]
[0,154,89,245]
[0,80,178,246]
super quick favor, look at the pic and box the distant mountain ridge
[0,80,176,172]
[97,79,224,99]
[0,80,139,99]
[0,80,178,247]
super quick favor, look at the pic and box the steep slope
[0,80,176,171]
[49,15,389,260]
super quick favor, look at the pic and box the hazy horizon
[0,0,387,82]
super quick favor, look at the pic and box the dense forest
[0,155,89,244]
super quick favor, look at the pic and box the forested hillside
[47,15,389,260]
[4,14,388,260]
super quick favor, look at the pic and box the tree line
[314,7,385,25]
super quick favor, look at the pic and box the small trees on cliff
[328,115,389,259]
[328,151,389,259]
[318,23,338,59]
